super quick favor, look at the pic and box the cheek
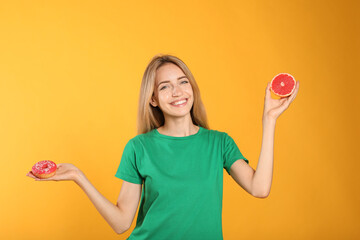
[185,87,194,96]
[158,93,171,105]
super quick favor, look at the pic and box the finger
[26,171,36,179]
[265,82,271,100]
[37,178,52,181]
[26,173,36,179]
[277,82,299,111]
[35,176,56,181]
[288,81,299,103]
[26,171,51,181]
[279,98,287,103]
[293,81,299,98]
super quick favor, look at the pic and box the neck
[157,116,199,137]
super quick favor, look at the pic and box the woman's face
[151,63,194,120]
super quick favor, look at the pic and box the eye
[160,85,167,90]
[181,80,189,84]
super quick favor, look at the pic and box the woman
[27,54,299,239]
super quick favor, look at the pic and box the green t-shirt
[115,126,249,240]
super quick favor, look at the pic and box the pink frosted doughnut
[32,160,57,179]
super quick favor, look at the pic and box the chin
[164,108,192,118]
[168,112,191,118]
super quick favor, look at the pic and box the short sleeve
[115,139,143,184]
[223,133,249,175]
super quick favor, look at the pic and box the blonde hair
[137,54,210,135]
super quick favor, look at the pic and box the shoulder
[127,129,156,146]
[204,127,227,135]
[121,132,151,156]
[202,127,229,141]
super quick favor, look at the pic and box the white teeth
[172,99,187,105]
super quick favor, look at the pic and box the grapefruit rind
[270,73,296,97]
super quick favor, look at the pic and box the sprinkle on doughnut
[31,160,57,179]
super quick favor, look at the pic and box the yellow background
[1,0,359,239]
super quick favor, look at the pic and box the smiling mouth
[170,98,188,106]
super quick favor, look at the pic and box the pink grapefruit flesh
[270,73,296,97]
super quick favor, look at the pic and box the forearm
[74,171,129,234]
[252,118,276,197]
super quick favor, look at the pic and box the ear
[150,96,158,107]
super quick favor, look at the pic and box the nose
[172,84,183,96]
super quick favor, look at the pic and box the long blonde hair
[137,54,210,135]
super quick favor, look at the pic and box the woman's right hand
[26,163,81,182]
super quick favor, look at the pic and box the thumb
[265,82,271,100]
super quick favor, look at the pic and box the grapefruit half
[270,73,296,97]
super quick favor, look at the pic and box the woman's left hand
[263,81,300,122]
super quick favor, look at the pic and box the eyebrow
[157,76,188,88]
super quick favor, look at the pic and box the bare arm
[74,171,131,234]
[229,120,274,198]
[229,81,299,198]
[27,163,139,235]
[251,118,275,197]
[252,81,299,196]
